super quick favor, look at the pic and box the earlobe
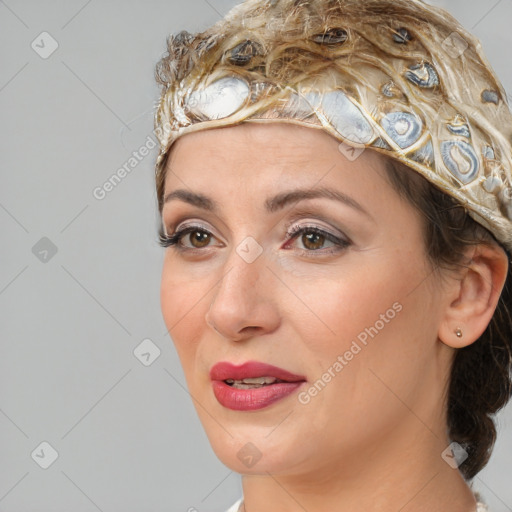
[438,243,509,349]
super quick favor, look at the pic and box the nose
[205,248,281,341]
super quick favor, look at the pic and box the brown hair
[384,157,512,480]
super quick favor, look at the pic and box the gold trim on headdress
[154,0,512,252]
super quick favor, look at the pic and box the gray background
[1,0,511,511]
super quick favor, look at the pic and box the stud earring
[455,327,463,338]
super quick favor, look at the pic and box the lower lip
[211,381,306,411]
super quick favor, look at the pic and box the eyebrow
[163,187,372,219]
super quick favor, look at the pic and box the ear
[438,242,509,348]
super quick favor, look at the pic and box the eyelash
[159,223,351,257]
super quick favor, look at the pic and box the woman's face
[160,123,453,478]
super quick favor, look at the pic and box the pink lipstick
[210,361,307,411]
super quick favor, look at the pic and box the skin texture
[160,122,507,512]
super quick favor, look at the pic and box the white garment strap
[225,497,243,512]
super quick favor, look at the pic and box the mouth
[210,360,307,385]
[209,361,308,411]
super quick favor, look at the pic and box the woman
[153,0,512,510]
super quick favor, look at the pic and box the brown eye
[189,230,211,248]
[286,224,350,256]
[160,225,220,251]
[301,231,325,250]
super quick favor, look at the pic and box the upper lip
[210,361,307,382]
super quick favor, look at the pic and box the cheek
[286,259,410,354]
[286,252,437,398]
[308,262,439,392]
[288,268,432,439]
[160,258,209,365]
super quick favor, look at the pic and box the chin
[201,421,307,475]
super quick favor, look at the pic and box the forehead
[165,122,388,185]
[170,123,326,161]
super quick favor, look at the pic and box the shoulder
[224,497,243,512]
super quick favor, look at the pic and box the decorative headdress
[154,0,512,252]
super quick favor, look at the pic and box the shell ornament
[380,112,423,149]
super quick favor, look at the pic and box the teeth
[225,376,280,385]
[222,377,292,390]
[242,377,278,385]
